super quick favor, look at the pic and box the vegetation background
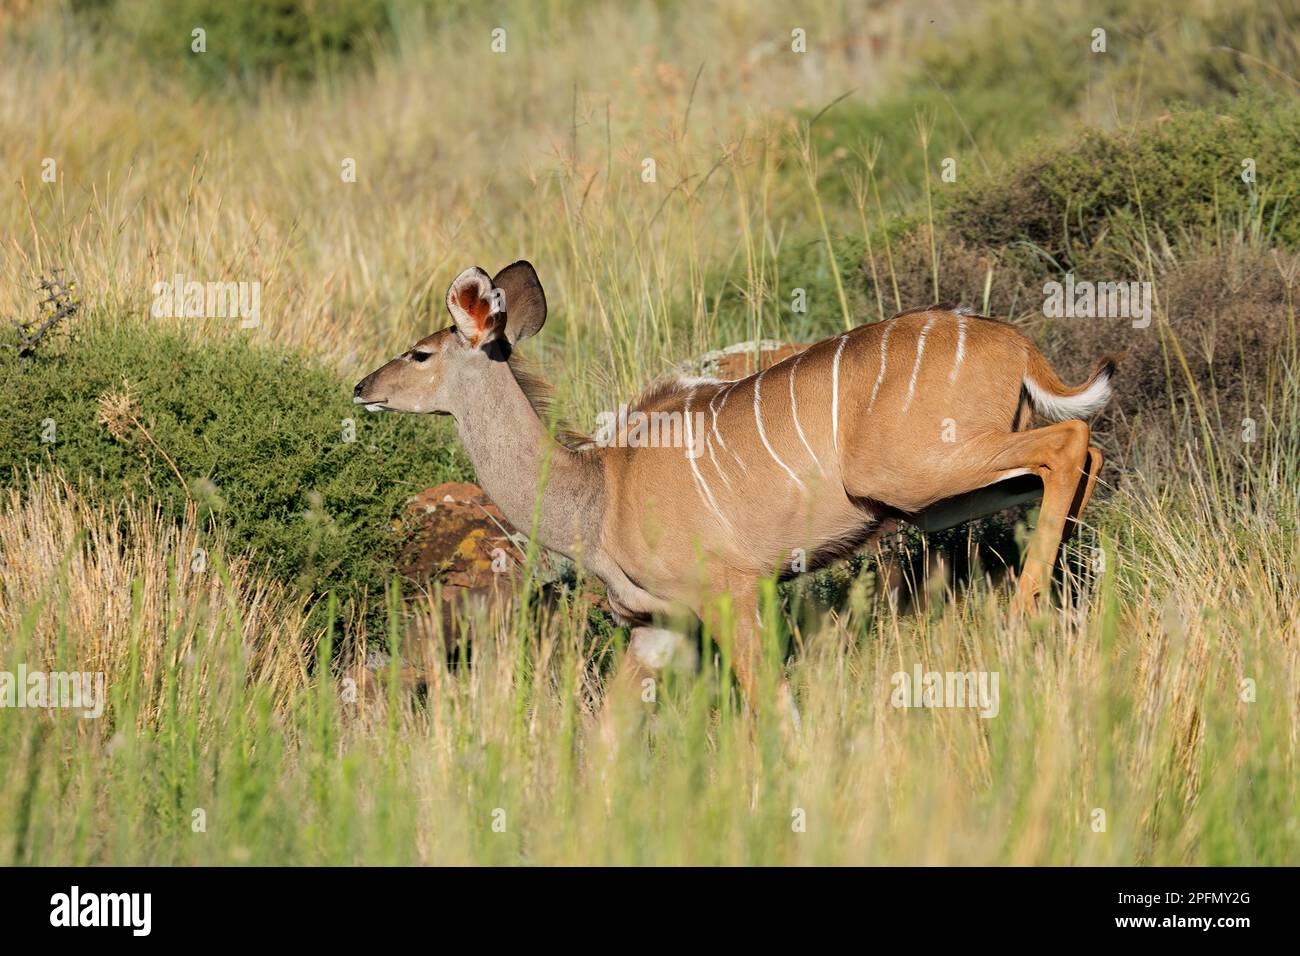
[0,0,1296,864]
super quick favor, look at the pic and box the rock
[395,481,589,663]
[692,340,813,380]
[348,659,431,707]
[394,482,526,657]
[397,482,524,590]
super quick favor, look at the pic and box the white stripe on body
[712,381,748,473]
[831,333,849,450]
[867,320,896,414]
[787,352,823,474]
[705,431,734,492]
[753,370,804,488]
[684,390,732,530]
[950,315,967,383]
[903,314,939,411]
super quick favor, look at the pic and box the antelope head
[353,260,547,414]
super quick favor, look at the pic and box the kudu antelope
[355,261,1114,706]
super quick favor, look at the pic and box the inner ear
[446,267,503,346]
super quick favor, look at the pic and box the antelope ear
[446,266,505,347]
[491,260,547,343]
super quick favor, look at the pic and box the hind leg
[1063,445,1103,542]
[1008,422,1093,611]
[904,421,1091,613]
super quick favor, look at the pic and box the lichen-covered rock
[393,481,588,663]
[691,340,813,380]
[397,482,524,590]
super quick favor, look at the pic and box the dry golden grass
[0,470,309,731]
[0,1,922,401]
[0,446,1294,864]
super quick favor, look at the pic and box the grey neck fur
[448,355,605,561]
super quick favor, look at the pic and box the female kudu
[355,261,1114,706]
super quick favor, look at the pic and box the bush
[1038,243,1300,451]
[0,318,471,624]
[939,93,1300,271]
[79,0,393,88]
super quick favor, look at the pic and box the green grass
[2,401,1296,864]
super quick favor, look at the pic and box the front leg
[703,573,801,732]
[700,573,761,706]
[599,621,693,747]
[614,624,694,700]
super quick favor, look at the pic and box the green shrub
[939,93,1300,270]
[81,0,393,88]
[0,318,471,623]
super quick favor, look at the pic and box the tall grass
[2,389,1296,865]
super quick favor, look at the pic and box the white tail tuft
[1023,363,1114,421]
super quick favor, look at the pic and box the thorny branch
[8,269,80,356]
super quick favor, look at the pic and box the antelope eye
[411,350,432,363]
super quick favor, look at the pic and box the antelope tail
[1022,350,1120,422]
